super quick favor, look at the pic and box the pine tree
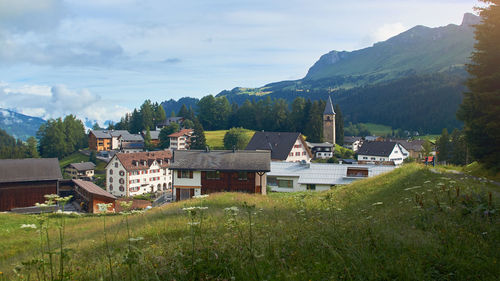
[144,127,152,150]
[190,119,207,149]
[457,0,500,169]
[177,104,189,118]
[437,128,451,163]
[335,104,344,145]
[158,123,180,149]
[26,137,40,158]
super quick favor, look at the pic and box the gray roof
[323,96,336,115]
[170,150,270,172]
[121,142,145,150]
[68,162,95,171]
[306,141,334,148]
[110,130,131,137]
[143,130,160,140]
[91,130,131,139]
[357,141,398,157]
[268,162,395,185]
[0,158,62,183]
[119,134,144,142]
[344,136,362,144]
[245,131,302,160]
[73,179,116,199]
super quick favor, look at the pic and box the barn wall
[0,181,58,211]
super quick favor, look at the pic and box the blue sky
[0,0,479,125]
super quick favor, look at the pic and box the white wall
[173,170,201,187]
[285,139,311,162]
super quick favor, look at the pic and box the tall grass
[2,164,499,280]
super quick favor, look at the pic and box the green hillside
[205,129,255,149]
[1,164,499,280]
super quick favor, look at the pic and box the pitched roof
[73,179,116,200]
[158,117,184,126]
[142,130,160,140]
[344,136,362,144]
[245,131,302,160]
[113,151,172,171]
[109,130,131,137]
[357,141,398,157]
[121,142,145,150]
[119,134,144,142]
[268,162,395,185]
[170,150,271,172]
[68,162,96,171]
[395,139,425,152]
[306,141,334,148]
[168,128,193,138]
[91,130,132,139]
[0,158,62,183]
[323,96,336,115]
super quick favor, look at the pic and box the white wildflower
[424,181,431,184]
[404,186,421,191]
[129,237,144,242]
[187,222,200,226]
[192,194,209,199]
[224,206,239,212]
[437,182,445,186]
[97,203,112,212]
[372,202,383,206]
[21,224,37,229]
[182,207,196,211]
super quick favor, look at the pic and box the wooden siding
[0,181,58,211]
[89,132,111,151]
[200,171,259,195]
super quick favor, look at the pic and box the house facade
[343,136,363,152]
[168,129,193,150]
[65,162,96,179]
[170,150,270,201]
[357,141,409,165]
[306,142,334,159]
[72,179,116,213]
[267,162,395,192]
[156,117,184,130]
[0,158,62,211]
[89,130,141,152]
[105,151,173,197]
[245,131,312,162]
[142,130,160,146]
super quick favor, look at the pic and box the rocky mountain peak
[461,12,480,27]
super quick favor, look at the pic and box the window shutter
[177,170,181,178]
[189,171,193,178]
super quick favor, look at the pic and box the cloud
[371,23,407,42]
[0,0,66,32]
[163,58,181,64]
[0,83,130,125]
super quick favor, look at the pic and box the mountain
[0,109,45,141]
[211,13,479,133]
[160,97,199,117]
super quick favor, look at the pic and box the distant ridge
[0,109,45,141]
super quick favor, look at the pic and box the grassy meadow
[205,129,255,149]
[0,163,499,280]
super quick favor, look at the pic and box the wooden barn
[0,158,62,211]
[72,179,116,213]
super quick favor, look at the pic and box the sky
[0,0,479,125]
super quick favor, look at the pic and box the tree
[436,128,451,163]
[177,104,189,118]
[140,100,154,132]
[290,97,306,132]
[223,127,251,150]
[154,102,167,128]
[158,123,180,149]
[335,104,344,145]
[144,127,152,150]
[92,122,101,130]
[190,119,207,149]
[37,118,67,159]
[130,109,142,134]
[422,140,433,158]
[457,0,500,169]
[26,136,40,158]
[89,150,97,164]
[449,129,468,165]
[183,119,194,129]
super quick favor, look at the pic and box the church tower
[323,96,336,144]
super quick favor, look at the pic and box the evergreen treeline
[37,115,87,159]
[436,128,468,165]
[113,100,167,133]
[0,129,39,159]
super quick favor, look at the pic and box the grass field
[1,163,498,280]
[59,151,107,171]
[205,129,255,149]
[361,123,393,136]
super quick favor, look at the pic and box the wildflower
[423,181,431,184]
[187,222,200,226]
[182,207,196,211]
[192,194,209,199]
[35,203,50,207]
[404,186,421,191]
[224,206,239,212]
[372,202,383,206]
[119,201,133,209]
[129,237,144,242]
[55,195,73,203]
[131,209,145,214]
[97,203,112,213]
[20,224,37,229]
[437,182,445,186]
[366,216,373,220]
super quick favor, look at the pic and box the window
[119,170,125,176]
[119,185,124,192]
[115,162,118,168]
[109,169,113,175]
[109,177,113,183]
[371,157,376,160]
[178,170,193,178]
[302,152,306,156]
[238,171,248,180]
[363,157,368,160]
[289,152,293,156]
[294,144,300,148]
[306,184,316,190]
[295,152,300,156]
[278,179,293,188]
[119,178,124,184]
[206,171,220,180]
[109,184,113,191]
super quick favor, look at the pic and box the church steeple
[323,96,336,145]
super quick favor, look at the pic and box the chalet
[395,139,426,159]
[0,158,62,211]
[343,136,363,152]
[89,130,138,151]
[71,179,116,213]
[156,117,184,130]
[142,130,160,146]
[306,142,334,159]
[170,150,270,201]
[267,162,395,192]
[64,162,96,179]
[357,141,409,165]
[105,151,173,197]
[168,129,193,150]
[245,131,312,162]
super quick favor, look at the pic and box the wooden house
[245,131,312,162]
[72,179,116,213]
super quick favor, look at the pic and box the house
[357,141,409,165]
[0,158,62,211]
[71,179,116,213]
[64,162,96,179]
[267,162,395,192]
[156,117,184,130]
[364,136,383,142]
[343,136,363,152]
[306,142,334,159]
[169,150,270,201]
[168,129,193,150]
[105,151,173,197]
[89,130,138,151]
[395,139,426,159]
[245,131,312,162]
[142,130,160,146]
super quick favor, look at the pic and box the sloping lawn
[205,129,255,149]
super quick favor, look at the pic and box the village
[0,97,432,214]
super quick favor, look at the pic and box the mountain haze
[0,109,46,141]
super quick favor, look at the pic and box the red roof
[114,150,172,171]
[168,129,193,138]
[73,179,116,200]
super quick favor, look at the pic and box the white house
[105,151,173,197]
[267,161,396,192]
[168,129,193,150]
[306,142,334,159]
[245,131,312,163]
[357,141,409,165]
[343,136,363,152]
